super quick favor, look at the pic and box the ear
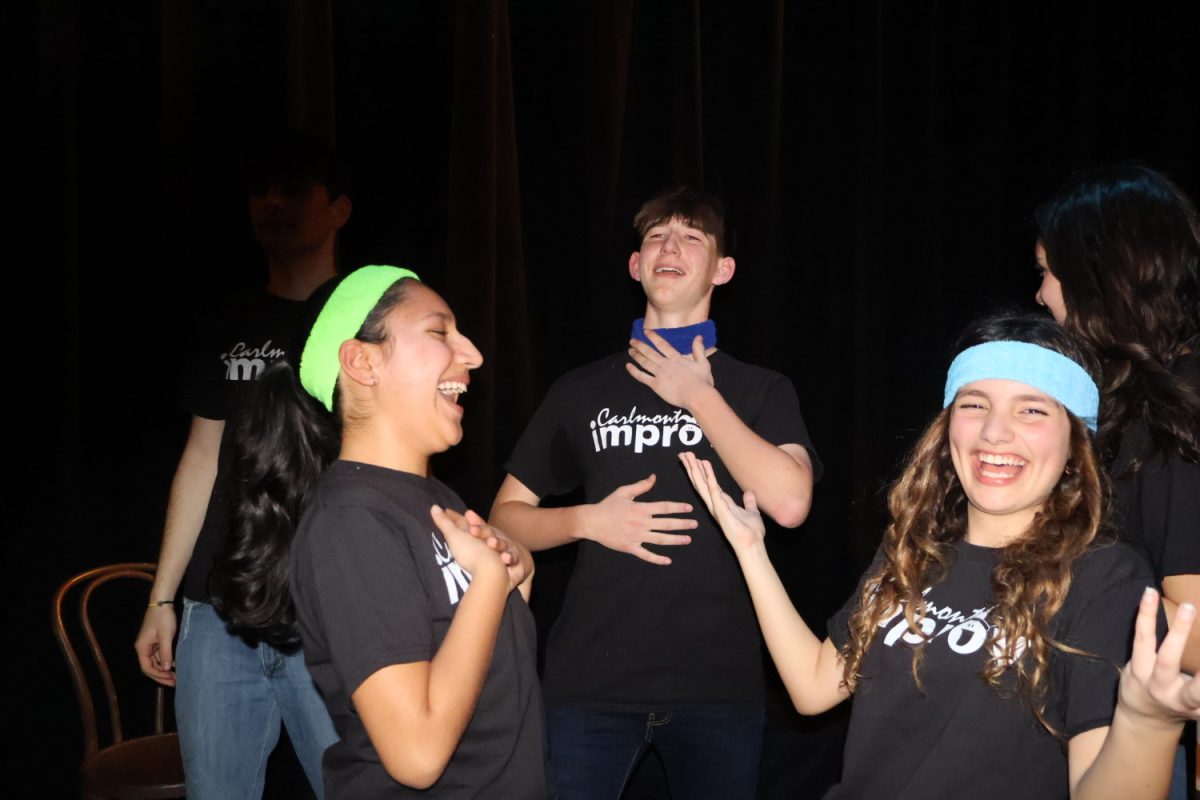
[338,338,377,389]
[712,256,736,286]
[628,251,642,282]
[331,195,353,230]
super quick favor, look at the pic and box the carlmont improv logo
[589,406,705,453]
[221,340,286,381]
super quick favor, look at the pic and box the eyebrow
[424,311,454,324]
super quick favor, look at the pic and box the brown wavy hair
[1035,164,1200,472]
[839,313,1108,733]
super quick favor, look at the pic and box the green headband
[299,265,420,412]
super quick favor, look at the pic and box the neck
[643,302,711,330]
[265,241,338,300]
[339,421,429,477]
[964,507,1035,548]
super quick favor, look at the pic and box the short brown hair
[634,186,729,256]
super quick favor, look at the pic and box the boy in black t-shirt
[491,186,821,800]
[134,136,352,800]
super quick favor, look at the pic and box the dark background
[11,0,1200,796]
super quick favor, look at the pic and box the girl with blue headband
[211,266,550,798]
[681,313,1198,799]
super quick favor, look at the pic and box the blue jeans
[547,706,764,800]
[175,600,338,800]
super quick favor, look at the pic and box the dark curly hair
[209,276,417,650]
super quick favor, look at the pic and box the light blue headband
[943,341,1099,431]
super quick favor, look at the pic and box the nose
[457,333,484,370]
[660,230,680,254]
[980,408,1013,445]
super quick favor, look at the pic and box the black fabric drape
[16,1,1200,796]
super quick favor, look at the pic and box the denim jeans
[547,705,764,800]
[175,600,338,800]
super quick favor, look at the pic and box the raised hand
[432,504,509,586]
[446,508,534,596]
[679,452,765,553]
[625,330,715,410]
[581,473,695,565]
[1119,588,1200,726]
[134,605,178,686]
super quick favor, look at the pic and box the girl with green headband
[681,313,1198,800]
[211,266,549,798]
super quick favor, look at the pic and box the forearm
[1072,709,1180,800]
[735,543,849,714]
[362,564,510,787]
[687,385,812,527]
[489,499,589,551]
[1160,578,1200,673]
[149,418,223,600]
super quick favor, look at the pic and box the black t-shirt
[825,539,1151,800]
[1110,353,1200,581]
[505,350,821,709]
[180,291,306,602]
[290,462,549,800]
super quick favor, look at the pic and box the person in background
[134,135,350,799]
[1035,163,1200,797]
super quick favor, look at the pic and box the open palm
[679,452,765,552]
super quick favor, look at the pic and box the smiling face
[368,283,482,464]
[1034,241,1068,324]
[628,216,735,326]
[948,378,1072,545]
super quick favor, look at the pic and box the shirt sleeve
[1056,547,1153,738]
[749,374,824,482]
[179,306,229,420]
[302,504,435,698]
[1150,454,1200,577]
[503,380,582,499]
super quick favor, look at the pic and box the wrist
[683,382,721,416]
[1112,697,1186,737]
[570,504,596,543]
[470,558,511,593]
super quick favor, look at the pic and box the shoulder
[304,463,448,536]
[709,350,787,382]
[551,353,630,388]
[1057,542,1154,629]
[1070,541,1154,588]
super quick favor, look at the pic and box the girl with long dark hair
[211,265,549,799]
[681,313,1198,799]
[1034,163,1200,798]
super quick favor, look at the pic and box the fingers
[642,531,692,546]
[632,545,674,566]
[617,474,657,499]
[690,335,708,361]
[1155,600,1195,684]
[625,361,653,385]
[639,330,671,357]
[742,491,760,516]
[439,506,471,533]
[679,452,716,511]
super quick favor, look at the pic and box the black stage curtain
[14,1,1200,796]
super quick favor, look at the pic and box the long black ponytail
[210,276,415,649]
